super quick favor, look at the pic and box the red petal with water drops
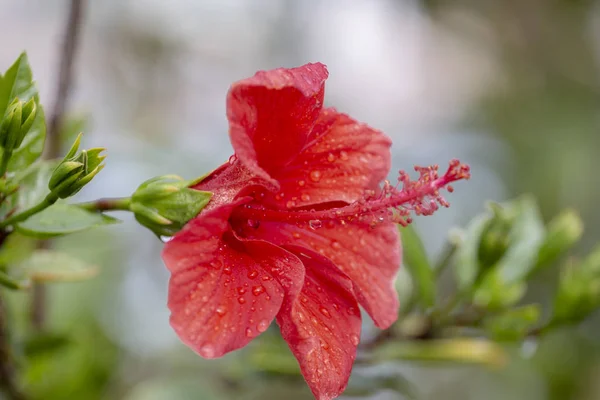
[162,202,305,358]
[240,220,401,329]
[226,63,328,186]
[261,108,392,210]
[277,247,362,400]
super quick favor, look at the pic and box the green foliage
[15,204,120,238]
[399,224,435,308]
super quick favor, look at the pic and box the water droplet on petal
[301,296,308,303]
[309,220,322,230]
[309,170,322,182]
[215,305,227,316]
[199,344,216,358]
[301,193,310,202]
[350,334,360,346]
[223,266,232,275]
[252,285,265,296]
[327,153,335,162]
[340,150,349,161]
[247,270,258,279]
[245,328,253,337]
[286,200,296,209]
[261,275,272,281]
[331,240,341,249]
[321,340,330,350]
[298,180,305,187]
[238,297,246,304]
[292,232,301,239]
[257,319,269,333]
[319,307,331,318]
[237,287,246,295]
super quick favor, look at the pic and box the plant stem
[0,272,29,291]
[0,152,12,179]
[0,194,57,229]
[75,197,131,213]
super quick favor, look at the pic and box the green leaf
[0,53,36,115]
[0,53,45,171]
[483,304,541,341]
[473,270,527,310]
[454,213,491,292]
[494,195,545,283]
[399,224,435,308]
[20,249,98,282]
[23,333,71,357]
[16,203,120,238]
[0,233,36,265]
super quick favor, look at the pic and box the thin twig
[33,0,86,331]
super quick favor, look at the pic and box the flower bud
[48,134,106,199]
[0,98,37,153]
[131,175,212,237]
[552,245,600,325]
[477,202,514,270]
[534,209,583,272]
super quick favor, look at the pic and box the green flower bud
[552,245,600,325]
[478,202,514,270]
[535,209,583,271]
[48,134,105,199]
[131,175,212,237]
[0,98,37,153]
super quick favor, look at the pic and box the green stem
[75,197,131,213]
[0,194,58,229]
[434,242,458,277]
[0,152,12,178]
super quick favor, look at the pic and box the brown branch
[33,0,87,331]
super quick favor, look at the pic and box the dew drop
[309,220,322,230]
[215,306,227,317]
[311,317,319,325]
[331,240,341,249]
[238,297,246,304]
[252,285,266,296]
[340,150,349,161]
[257,319,269,333]
[237,287,247,295]
[327,153,335,162]
[247,270,259,279]
[298,180,306,187]
[321,340,330,350]
[292,232,301,239]
[309,170,322,182]
[319,307,331,318]
[300,193,310,202]
[265,295,271,301]
[261,275,272,281]
[286,200,296,209]
[301,296,308,303]
[350,334,360,346]
[199,344,216,358]
[201,295,209,302]
[223,265,232,275]
[245,328,253,337]
[228,154,237,165]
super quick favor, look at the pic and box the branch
[34,0,87,331]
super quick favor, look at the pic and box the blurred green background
[2,0,600,399]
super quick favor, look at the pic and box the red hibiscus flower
[162,63,470,399]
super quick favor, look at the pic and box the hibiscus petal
[162,202,304,358]
[227,63,328,186]
[277,247,362,400]
[240,220,401,329]
[261,108,392,209]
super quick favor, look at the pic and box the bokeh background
[1,0,600,399]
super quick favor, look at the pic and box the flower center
[233,159,470,229]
